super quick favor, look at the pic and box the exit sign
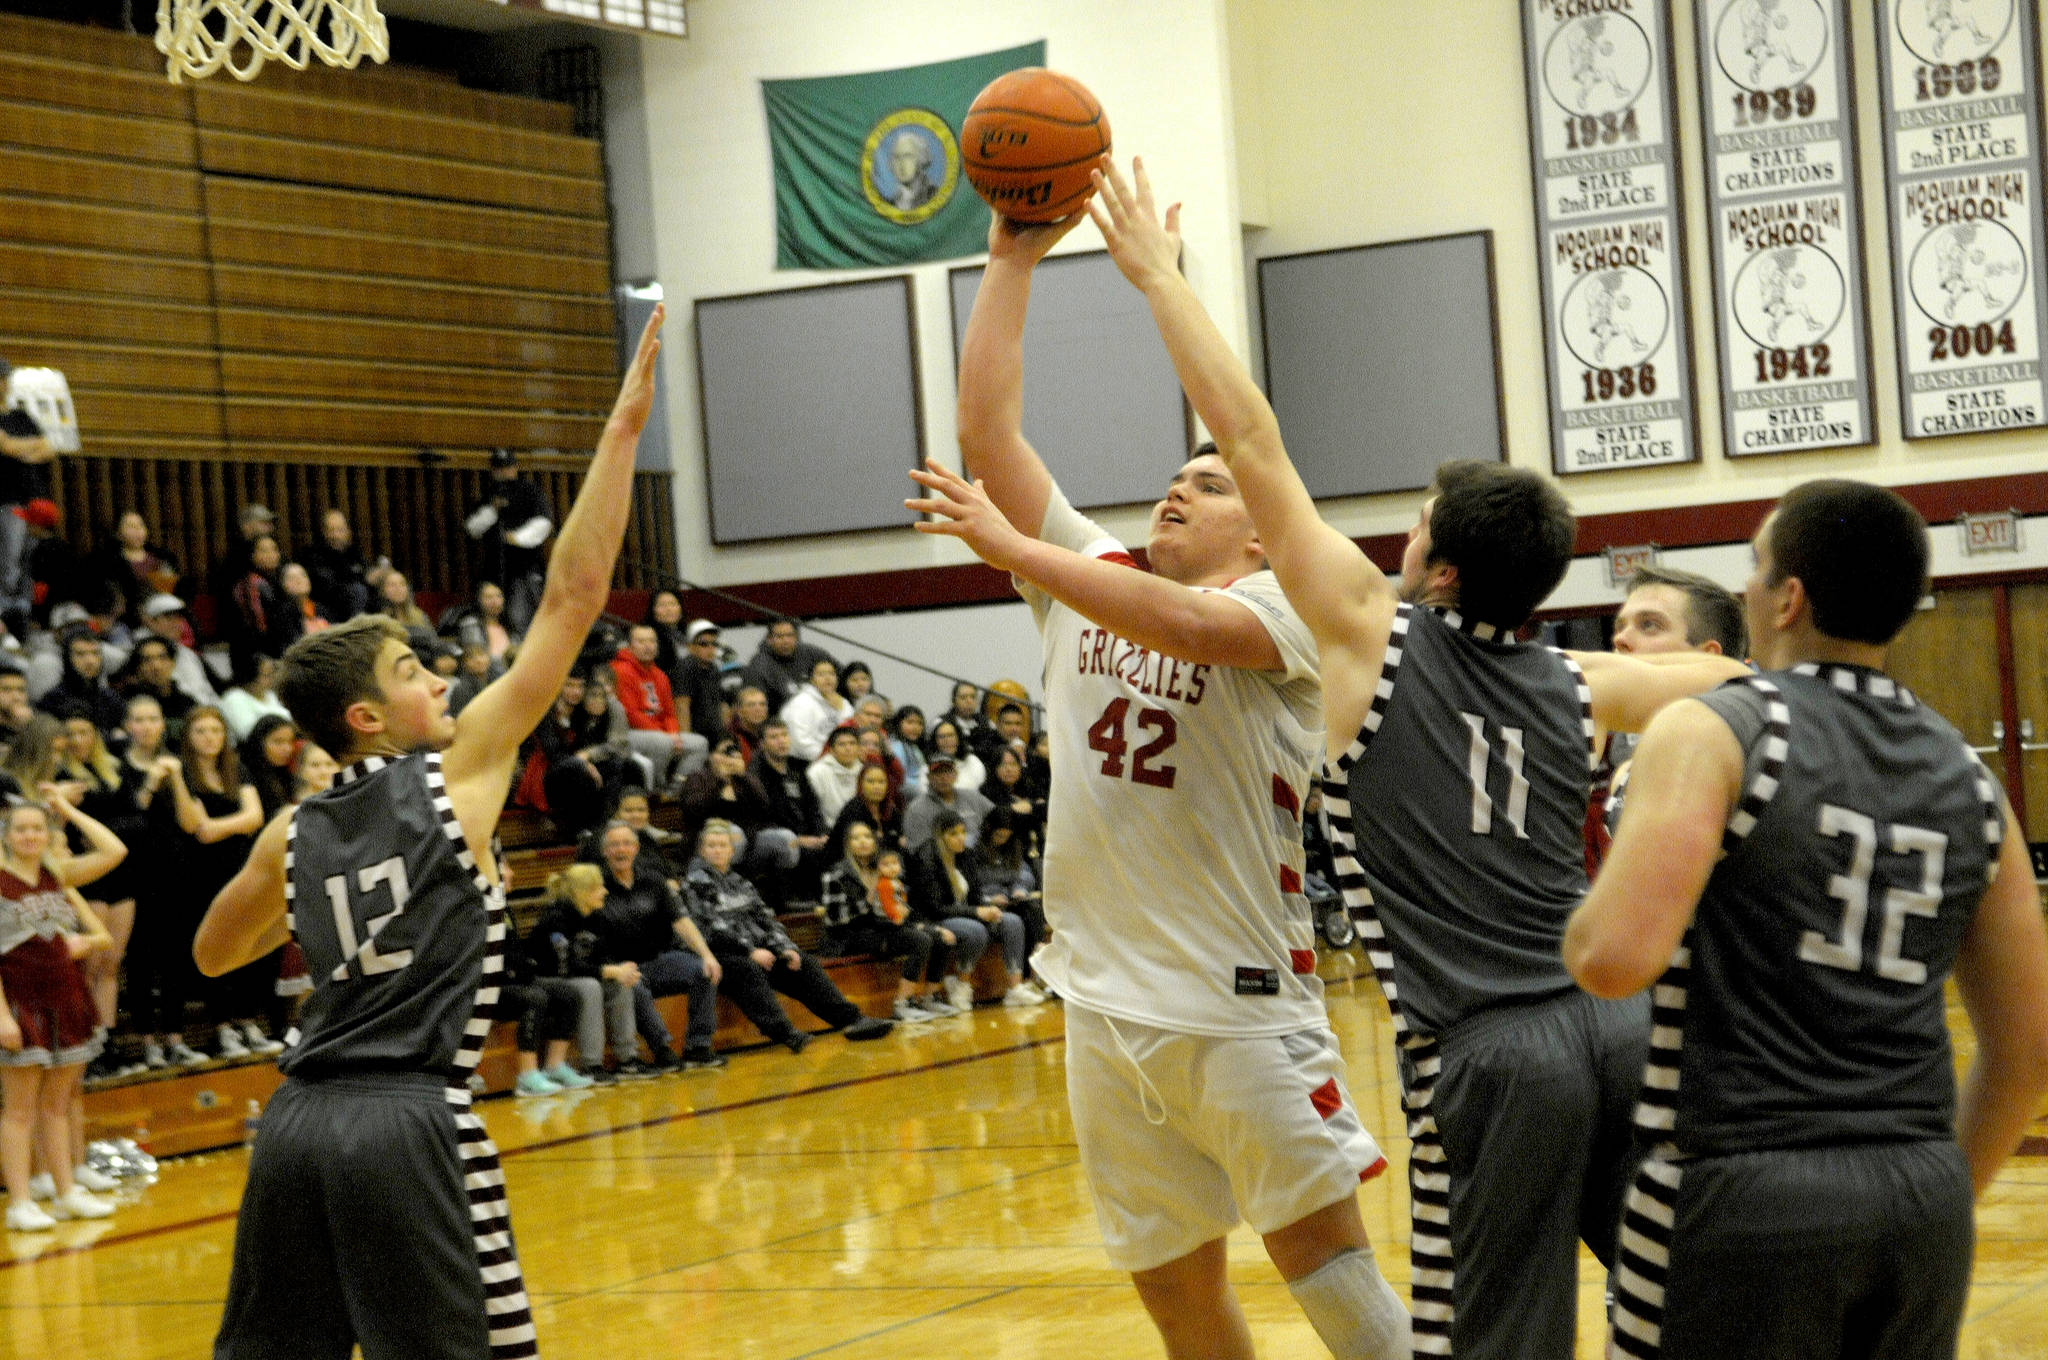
[1604,544,1659,588]
[1959,510,2023,555]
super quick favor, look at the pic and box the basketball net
[156,0,389,85]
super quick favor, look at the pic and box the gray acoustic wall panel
[949,251,1189,511]
[1258,232,1506,498]
[696,276,923,544]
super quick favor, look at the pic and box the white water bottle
[243,1100,262,1148]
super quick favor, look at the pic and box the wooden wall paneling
[1888,587,2011,795]
[206,219,610,295]
[203,179,610,260]
[0,147,203,214]
[0,244,211,304]
[0,52,192,120]
[222,399,606,450]
[214,309,614,371]
[0,14,165,72]
[0,293,217,349]
[2008,583,2048,844]
[212,266,613,336]
[0,341,221,394]
[192,84,603,177]
[0,194,207,257]
[4,103,197,166]
[221,353,617,412]
[73,390,226,441]
[254,62,578,135]
[197,130,604,217]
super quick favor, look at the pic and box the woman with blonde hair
[518,862,631,1086]
[0,795,129,1230]
[56,714,144,1078]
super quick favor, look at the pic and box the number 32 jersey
[279,751,506,1081]
[1024,486,1327,1038]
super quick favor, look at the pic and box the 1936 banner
[1877,0,2048,438]
[1524,0,1698,473]
[1696,0,1874,457]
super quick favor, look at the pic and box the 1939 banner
[1695,0,1874,457]
[1877,0,2048,438]
[1524,0,1698,473]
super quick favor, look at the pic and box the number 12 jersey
[1024,487,1328,1038]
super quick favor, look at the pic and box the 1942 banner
[1523,0,1698,473]
[1695,0,1874,457]
[1877,0,2048,438]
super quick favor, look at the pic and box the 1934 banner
[1877,0,2048,438]
[1695,0,1874,457]
[1524,0,1699,473]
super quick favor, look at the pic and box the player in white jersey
[912,175,1410,1360]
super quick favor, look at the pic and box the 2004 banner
[1876,0,2048,439]
[1523,0,1699,473]
[1695,0,1875,458]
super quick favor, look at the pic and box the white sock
[1287,1245,1413,1360]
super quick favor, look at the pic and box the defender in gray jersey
[1080,163,1745,1360]
[194,308,669,1360]
[1567,480,2048,1360]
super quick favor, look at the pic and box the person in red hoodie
[610,623,706,792]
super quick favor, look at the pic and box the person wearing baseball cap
[138,593,220,705]
[674,618,726,750]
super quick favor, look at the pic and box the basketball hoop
[156,0,389,85]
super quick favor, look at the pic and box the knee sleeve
[1286,1246,1412,1360]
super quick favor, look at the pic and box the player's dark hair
[1425,461,1575,629]
[1765,479,1928,646]
[1626,564,1746,656]
[279,615,408,759]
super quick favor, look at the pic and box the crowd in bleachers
[0,378,1058,1226]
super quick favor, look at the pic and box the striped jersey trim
[1719,677,1791,851]
[1611,1154,1683,1357]
[1435,606,1504,643]
[422,751,505,1099]
[1972,752,2005,879]
[280,813,301,1054]
[1551,648,1601,773]
[336,754,393,786]
[1329,603,1412,774]
[1789,660,1917,706]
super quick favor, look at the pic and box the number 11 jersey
[1024,487,1328,1038]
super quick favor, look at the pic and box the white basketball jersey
[1025,487,1327,1038]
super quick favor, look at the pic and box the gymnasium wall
[1229,0,2048,540]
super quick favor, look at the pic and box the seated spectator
[38,627,125,732]
[840,660,885,711]
[726,685,771,764]
[442,580,520,666]
[113,636,196,740]
[575,786,682,885]
[673,619,726,752]
[981,748,1041,854]
[277,562,330,639]
[218,652,291,744]
[0,666,26,750]
[906,809,1039,1011]
[748,717,831,900]
[976,805,1048,995]
[589,821,726,1073]
[807,726,864,825]
[238,715,299,820]
[292,740,337,801]
[887,705,929,801]
[941,681,989,755]
[851,695,890,736]
[973,697,1031,767]
[136,595,218,707]
[21,499,81,621]
[925,717,985,794]
[820,824,952,1021]
[741,617,836,710]
[611,622,705,791]
[855,728,904,796]
[827,761,902,864]
[204,502,274,613]
[304,507,381,622]
[373,569,430,631]
[779,657,852,763]
[0,711,73,805]
[447,643,496,718]
[523,863,634,1086]
[644,588,688,666]
[500,866,612,1095]
[90,510,181,630]
[517,670,635,836]
[225,532,296,669]
[683,820,892,1050]
[901,754,993,853]
[677,739,773,864]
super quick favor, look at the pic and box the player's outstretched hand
[604,303,666,439]
[987,208,1087,267]
[907,460,1033,572]
[1089,156,1181,292]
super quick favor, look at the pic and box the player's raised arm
[955,212,1086,538]
[444,305,664,800]
[1569,647,1751,739]
[194,806,293,976]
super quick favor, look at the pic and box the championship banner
[764,42,1045,270]
[1523,0,1698,474]
[1876,0,2048,439]
[1695,0,1873,457]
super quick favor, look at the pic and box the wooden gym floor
[4,976,2046,1359]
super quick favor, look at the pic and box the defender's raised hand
[907,460,1034,574]
[1088,156,1181,291]
[605,303,665,439]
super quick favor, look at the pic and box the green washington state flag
[764,41,1046,269]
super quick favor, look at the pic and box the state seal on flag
[862,109,960,225]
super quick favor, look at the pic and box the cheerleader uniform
[0,864,102,1068]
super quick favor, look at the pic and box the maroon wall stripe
[634,470,2048,624]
